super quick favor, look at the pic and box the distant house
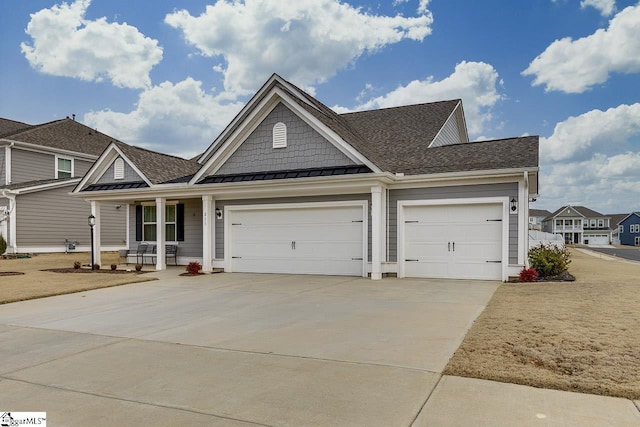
[542,205,612,245]
[529,208,551,230]
[72,73,539,281]
[0,117,127,254]
[616,212,640,246]
[608,213,628,245]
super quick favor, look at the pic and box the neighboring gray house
[0,117,127,254]
[542,205,613,245]
[74,74,539,281]
[529,208,551,230]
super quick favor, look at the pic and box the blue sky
[1,0,639,214]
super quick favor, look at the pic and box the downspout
[0,190,17,254]
[5,142,14,185]
[523,171,529,267]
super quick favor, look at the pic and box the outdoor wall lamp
[215,208,223,220]
[88,214,96,270]
[510,197,518,213]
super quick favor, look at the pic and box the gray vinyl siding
[12,149,54,183]
[15,185,126,248]
[0,148,5,185]
[96,157,144,184]
[215,102,355,175]
[215,194,372,260]
[128,198,203,258]
[430,111,464,147]
[388,183,519,264]
[75,159,93,177]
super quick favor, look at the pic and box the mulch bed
[43,268,148,274]
[0,272,25,276]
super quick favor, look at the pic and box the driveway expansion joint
[409,373,443,426]
[0,377,273,427]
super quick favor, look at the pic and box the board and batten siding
[16,185,126,248]
[430,110,464,148]
[389,183,519,264]
[96,157,144,184]
[214,194,372,261]
[128,198,203,258]
[215,102,355,176]
[11,149,54,183]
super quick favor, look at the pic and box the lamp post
[88,214,96,270]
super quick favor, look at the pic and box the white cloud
[336,61,503,136]
[84,78,244,157]
[540,103,640,162]
[21,0,162,89]
[165,0,432,96]
[580,0,616,16]
[537,104,640,213]
[522,5,640,93]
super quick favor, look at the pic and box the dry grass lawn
[0,252,156,304]
[445,249,640,399]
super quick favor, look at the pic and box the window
[56,157,73,178]
[273,122,287,148]
[597,219,604,228]
[114,158,125,180]
[575,220,581,228]
[619,225,624,234]
[631,224,640,233]
[590,219,596,228]
[555,219,562,228]
[142,205,177,241]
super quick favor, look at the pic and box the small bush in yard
[73,261,81,269]
[110,263,117,271]
[519,267,538,282]
[135,264,143,272]
[186,261,202,275]
[528,244,571,278]
[0,234,6,255]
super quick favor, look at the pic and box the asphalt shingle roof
[0,177,78,191]
[529,209,552,217]
[114,142,201,185]
[0,118,33,138]
[1,118,118,156]
[201,75,539,177]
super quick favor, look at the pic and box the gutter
[0,139,99,161]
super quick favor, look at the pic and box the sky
[1,0,639,214]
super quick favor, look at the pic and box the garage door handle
[405,220,419,223]
[448,242,450,252]
[232,256,242,259]
[405,259,419,262]
[486,260,501,263]
[452,242,455,251]
[486,219,502,222]
[352,257,363,261]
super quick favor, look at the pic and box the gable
[214,102,356,176]
[95,156,144,184]
[430,104,468,148]
[621,213,640,225]
[555,206,583,218]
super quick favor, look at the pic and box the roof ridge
[116,141,198,163]
[339,99,461,116]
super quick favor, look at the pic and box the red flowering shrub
[186,261,202,275]
[519,267,539,282]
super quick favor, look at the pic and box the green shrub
[528,244,571,277]
[0,234,6,255]
[73,261,81,269]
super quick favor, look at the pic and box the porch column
[90,200,102,267]
[202,195,213,272]
[371,185,382,280]
[155,197,166,270]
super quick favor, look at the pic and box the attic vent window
[273,122,287,148]
[114,158,125,180]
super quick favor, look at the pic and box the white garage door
[586,235,608,245]
[228,204,365,276]
[402,203,503,280]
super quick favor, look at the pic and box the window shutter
[135,205,143,241]
[176,203,185,242]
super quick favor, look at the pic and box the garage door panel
[402,203,503,280]
[229,204,364,276]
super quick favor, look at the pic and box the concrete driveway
[0,272,498,426]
